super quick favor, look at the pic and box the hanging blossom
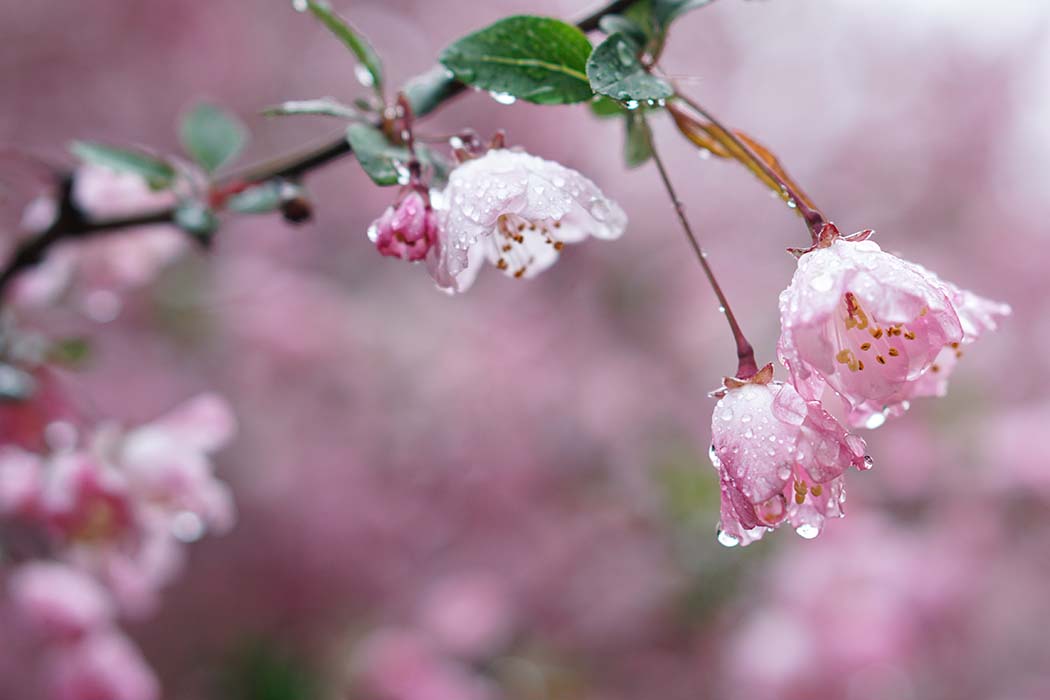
[13,165,185,320]
[368,188,440,263]
[426,149,628,292]
[710,364,870,547]
[777,225,1009,428]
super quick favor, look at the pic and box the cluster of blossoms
[366,142,1008,546]
[0,388,235,699]
[714,224,1009,545]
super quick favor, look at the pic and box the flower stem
[671,90,827,243]
[644,119,758,380]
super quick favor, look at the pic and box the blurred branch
[0,0,635,299]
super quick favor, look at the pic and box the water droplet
[786,198,798,209]
[616,41,636,67]
[697,148,712,160]
[777,465,792,480]
[171,511,206,543]
[354,64,375,88]
[741,415,751,424]
[721,409,734,421]
[395,163,411,185]
[864,412,887,430]
[795,523,820,539]
[862,455,874,470]
[624,100,640,111]
[716,527,740,547]
[708,444,721,468]
[744,429,754,439]
[291,0,308,12]
[552,176,566,188]
[809,273,834,293]
[718,305,726,314]
[488,91,517,105]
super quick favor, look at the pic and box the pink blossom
[777,228,1006,428]
[710,364,869,546]
[0,446,44,516]
[369,189,440,262]
[429,149,627,292]
[12,165,183,316]
[8,562,114,643]
[49,631,160,700]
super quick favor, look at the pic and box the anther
[860,343,871,351]
[875,355,887,365]
[810,484,823,497]
[888,347,900,357]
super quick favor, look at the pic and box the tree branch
[0,0,635,298]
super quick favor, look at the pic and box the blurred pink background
[2,1,1048,698]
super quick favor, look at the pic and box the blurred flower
[429,149,627,292]
[11,165,183,319]
[777,228,997,428]
[710,364,868,546]
[369,189,440,263]
[8,561,114,644]
[49,631,160,700]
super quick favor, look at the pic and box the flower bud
[368,190,438,262]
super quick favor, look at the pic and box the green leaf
[440,16,593,105]
[302,0,383,95]
[403,64,461,118]
[652,0,717,29]
[226,182,284,214]
[590,95,626,118]
[261,98,360,120]
[174,201,219,240]
[586,33,672,103]
[624,112,653,168]
[69,141,176,190]
[180,103,248,174]
[346,123,409,186]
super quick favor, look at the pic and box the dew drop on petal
[862,455,875,470]
[776,465,792,481]
[809,273,834,293]
[795,523,820,539]
[864,412,887,430]
[698,148,712,160]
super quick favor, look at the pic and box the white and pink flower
[428,149,627,292]
[778,227,1008,428]
[710,364,869,546]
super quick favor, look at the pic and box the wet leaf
[586,33,672,102]
[346,123,409,186]
[440,16,594,104]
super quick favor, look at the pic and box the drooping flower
[428,149,627,292]
[368,189,440,262]
[777,226,1008,428]
[710,364,869,546]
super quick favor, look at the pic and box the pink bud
[368,190,439,262]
